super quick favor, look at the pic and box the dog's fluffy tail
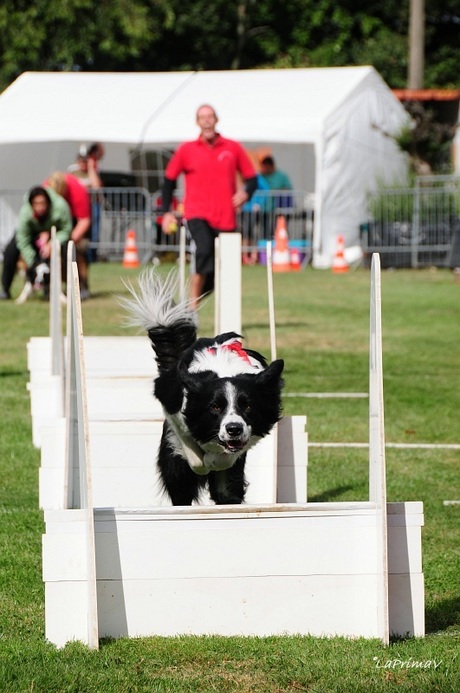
[120,270,198,372]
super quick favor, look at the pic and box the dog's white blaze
[219,382,251,442]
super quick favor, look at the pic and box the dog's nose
[225,422,244,438]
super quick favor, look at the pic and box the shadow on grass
[425,595,460,634]
[307,485,356,502]
[243,320,310,330]
[84,291,120,299]
[0,369,28,378]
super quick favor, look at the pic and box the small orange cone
[290,246,301,271]
[122,229,140,268]
[272,215,291,272]
[332,235,349,273]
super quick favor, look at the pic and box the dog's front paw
[203,452,238,471]
[15,282,33,305]
[189,462,209,476]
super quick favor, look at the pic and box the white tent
[0,67,409,266]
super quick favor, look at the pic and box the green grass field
[0,262,459,691]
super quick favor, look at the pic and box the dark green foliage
[0,1,459,92]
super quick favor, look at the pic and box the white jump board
[28,376,163,448]
[27,336,159,447]
[39,416,308,509]
[43,501,423,646]
[28,336,156,380]
[84,377,162,419]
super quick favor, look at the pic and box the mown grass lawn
[0,262,458,691]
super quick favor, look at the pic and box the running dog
[122,271,284,505]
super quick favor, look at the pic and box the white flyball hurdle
[36,238,307,512]
[27,232,66,447]
[37,252,424,648]
[39,415,307,511]
[214,233,242,335]
[27,241,164,448]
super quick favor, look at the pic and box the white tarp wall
[0,67,409,266]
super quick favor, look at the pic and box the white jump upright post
[58,257,98,648]
[65,241,76,372]
[214,232,242,335]
[266,240,277,363]
[178,223,187,301]
[264,240,279,499]
[369,253,389,644]
[49,226,64,382]
[64,241,76,507]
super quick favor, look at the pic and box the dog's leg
[157,427,205,505]
[15,281,33,305]
[207,455,247,505]
[165,415,210,475]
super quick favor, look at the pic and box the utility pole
[408,0,425,88]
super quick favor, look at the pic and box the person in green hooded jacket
[1,186,72,299]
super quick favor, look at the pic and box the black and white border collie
[122,271,284,506]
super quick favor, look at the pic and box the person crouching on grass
[0,186,72,300]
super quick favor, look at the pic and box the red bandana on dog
[207,340,251,365]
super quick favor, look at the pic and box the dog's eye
[240,400,252,413]
[210,402,222,413]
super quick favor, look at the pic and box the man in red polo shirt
[161,104,257,309]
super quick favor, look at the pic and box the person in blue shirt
[259,155,293,192]
[240,173,270,264]
[259,155,294,241]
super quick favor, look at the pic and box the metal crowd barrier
[91,187,153,262]
[237,189,314,263]
[363,175,460,268]
[1,186,314,265]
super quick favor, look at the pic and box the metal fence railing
[237,189,314,263]
[1,186,314,265]
[92,187,153,262]
[363,175,460,268]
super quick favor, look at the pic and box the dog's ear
[255,359,284,386]
[253,360,284,423]
[213,331,242,344]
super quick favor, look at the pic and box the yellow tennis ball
[165,221,178,235]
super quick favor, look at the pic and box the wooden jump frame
[31,239,424,648]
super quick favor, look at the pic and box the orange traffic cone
[290,246,301,271]
[122,229,140,268]
[272,215,291,272]
[332,235,349,273]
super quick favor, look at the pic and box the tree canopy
[0,0,458,92]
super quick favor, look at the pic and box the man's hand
[161,211,178,235]
[71,218,91,243]
[232,189,249,209]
